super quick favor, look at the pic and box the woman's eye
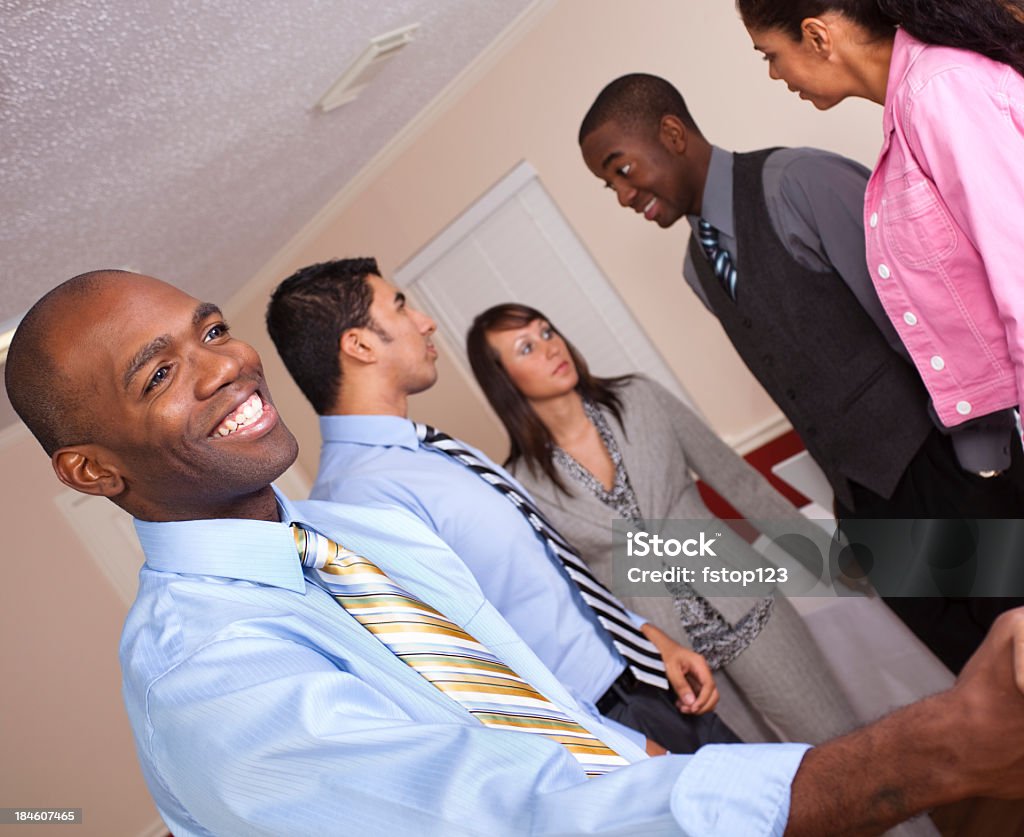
[541,328,553,339]
[520,343,532,355]
[617,163,632,176]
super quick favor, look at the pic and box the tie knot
[415,422,448,445]
[292,523,349,569]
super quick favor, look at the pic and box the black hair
[578,73,702,146]
[737,0,1024,75]
[266,258,379,414]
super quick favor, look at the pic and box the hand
[948,607,1024,800]
[641,623,718,714]
[785,609,1024,835]
[645,737,668,756]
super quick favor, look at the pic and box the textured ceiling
[0,0,537,327]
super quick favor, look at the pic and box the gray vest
[688,148,932,509]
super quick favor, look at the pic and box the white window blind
[394,161,688,404]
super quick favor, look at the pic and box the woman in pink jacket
[737,0,1024,431]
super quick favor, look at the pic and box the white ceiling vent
[316,24,420,112]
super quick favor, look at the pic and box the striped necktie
[698,219,738,301]
[292,523,629,776]
[415,423,670,692]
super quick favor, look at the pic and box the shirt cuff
[626,608,648,630]
[671,743,811,836]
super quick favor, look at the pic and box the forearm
[785,693,966,836]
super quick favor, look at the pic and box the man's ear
[801,16,834,56]
[658,115,688,154]
[339,327,377,366]
[52,445,126,498]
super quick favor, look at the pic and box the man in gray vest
[578,73,1024,673]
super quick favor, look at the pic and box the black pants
[836,426,1024,673]
[597,670,740,753]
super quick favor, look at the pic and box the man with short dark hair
[268,257,741,756]
[8,269,1024,836]
[578,72,1024,672]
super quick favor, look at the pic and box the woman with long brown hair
[466,302,862,745]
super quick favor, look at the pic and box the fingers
[672,671,698,713]
[669,653,718,714]
[685,666,719,714]
[679,682,719,714]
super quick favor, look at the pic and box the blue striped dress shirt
[121,489,807,835]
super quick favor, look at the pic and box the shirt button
[878,264,891,279]
[930,356,945,371]
[869,212,879,228]
[956,401,972,415]
[903,312,918,326]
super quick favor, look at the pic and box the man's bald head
[8,270,296,522]
[5,270,134,456]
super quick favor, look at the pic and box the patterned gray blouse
[552,398,772,670]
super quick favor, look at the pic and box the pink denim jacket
[864,29,1024,427]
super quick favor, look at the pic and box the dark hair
[5,269,131,456]
[466,303,633,495]
[737,0,1024,75]
[266,258,379,414]
[578,73,702,146]
[737,0,895,39]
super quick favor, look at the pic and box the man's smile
[210,391,275,439]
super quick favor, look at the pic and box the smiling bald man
[7,270,1024,837]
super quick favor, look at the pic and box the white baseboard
[724,413,793,456]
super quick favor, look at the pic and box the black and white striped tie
[416,423,670,691]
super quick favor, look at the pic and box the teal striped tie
[293,523,630,776]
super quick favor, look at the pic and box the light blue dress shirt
[311,414,632,704]
[122,490,807,836]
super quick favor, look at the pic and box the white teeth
[644,198,656,212]
[212,393,265,438]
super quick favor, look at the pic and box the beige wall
[0,425,161,837]
[233,0,883,473]
[2,1,884,832]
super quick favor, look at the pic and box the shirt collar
[319,413,419,450]
[687,145,735,239]
[883,28,925,136]
[133,486,308,593]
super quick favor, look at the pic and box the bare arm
[786,609,1024,836]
